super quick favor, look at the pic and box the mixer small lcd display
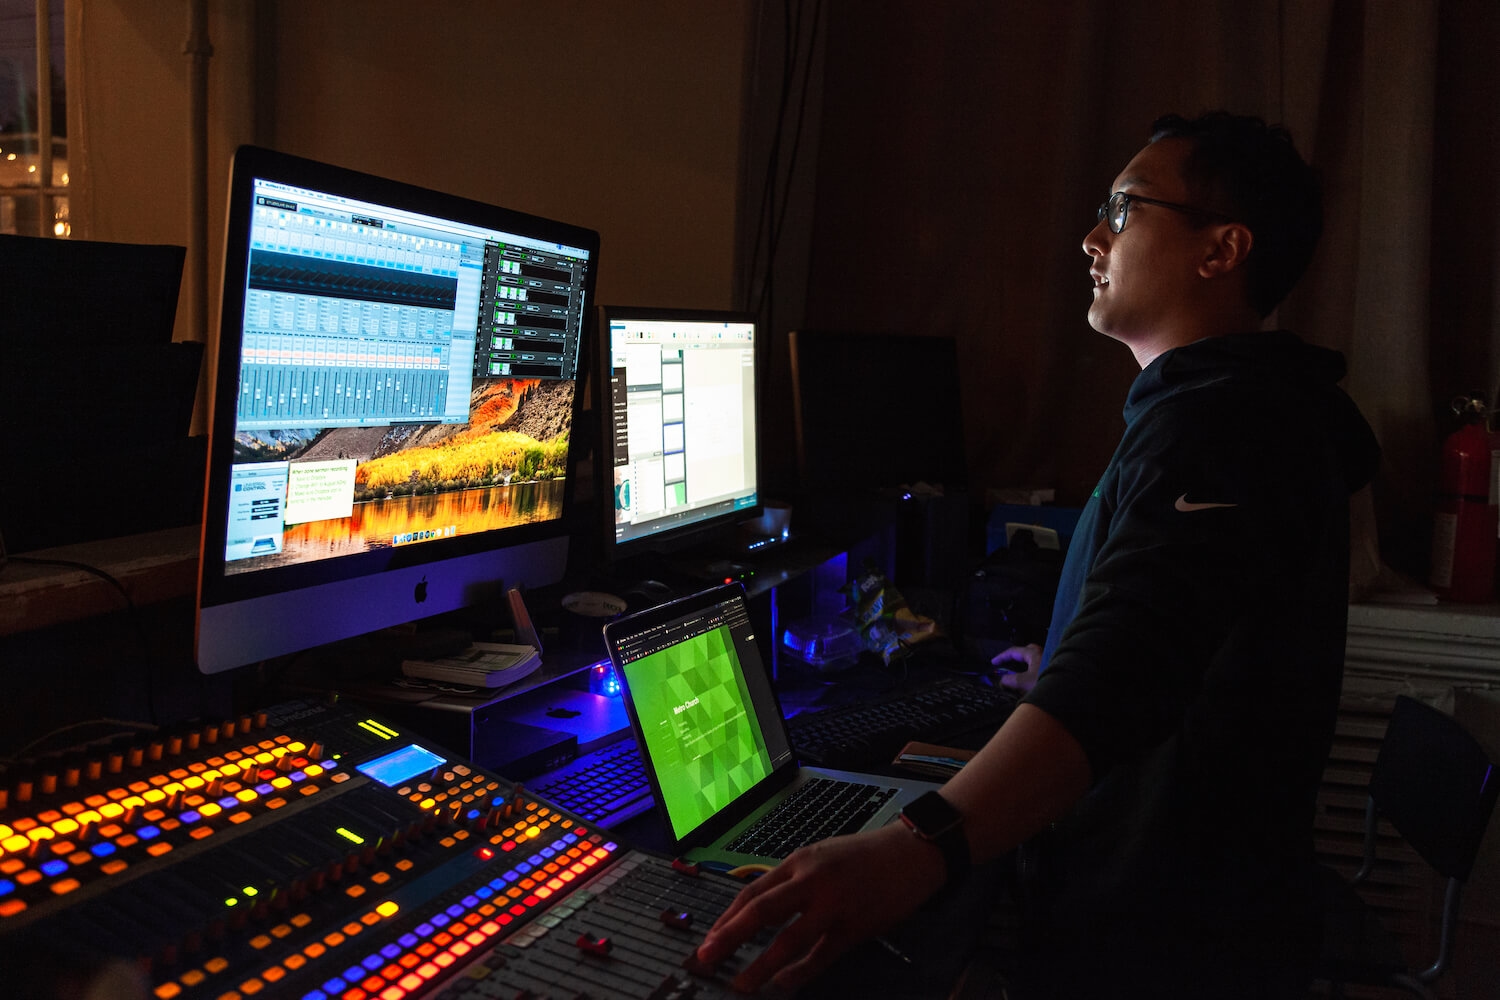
[356,743,446,785]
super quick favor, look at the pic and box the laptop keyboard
[725,777,897,858]
[528,737,653,829]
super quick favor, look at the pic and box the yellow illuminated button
[375,900,399,918]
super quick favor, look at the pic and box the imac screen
[599,307,760,554]
[197,146,598,673]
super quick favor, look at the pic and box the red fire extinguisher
[1430,394,1499,602]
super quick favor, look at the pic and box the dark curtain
[773,0,1499,586]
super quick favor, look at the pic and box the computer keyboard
[725,777,897,858]
[527,735,654,829]
[788,672,1018,769]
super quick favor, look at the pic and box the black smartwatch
[898,790,970,883]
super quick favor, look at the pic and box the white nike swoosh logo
[1174,494,1238,512]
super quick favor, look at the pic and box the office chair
[1314,694,1499,999]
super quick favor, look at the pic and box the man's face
[1082,138,1212,346]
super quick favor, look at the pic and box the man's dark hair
[1150,111,1323,317]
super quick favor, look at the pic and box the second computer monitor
[599,306,761,557]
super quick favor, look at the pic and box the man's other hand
[992,642,1042,692]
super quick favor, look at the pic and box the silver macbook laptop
[602,582,938,867]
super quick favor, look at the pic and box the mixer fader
[0,699,770,999]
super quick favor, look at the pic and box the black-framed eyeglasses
[1096,191,1236,234]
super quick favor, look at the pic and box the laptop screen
[608,586,794,842]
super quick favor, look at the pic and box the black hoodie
[1017,331,1381,995]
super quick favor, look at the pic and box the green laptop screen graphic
[623,623,772,837]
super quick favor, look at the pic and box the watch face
[902,790,962,836]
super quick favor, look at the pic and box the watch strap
[901,791,970,883]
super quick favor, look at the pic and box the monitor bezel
[595,304,764,563]
[196,145,599,673]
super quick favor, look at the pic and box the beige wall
[69,0,753,353]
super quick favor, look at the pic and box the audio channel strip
[0,700,772,1000]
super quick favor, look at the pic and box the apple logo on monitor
[414,576,428,604]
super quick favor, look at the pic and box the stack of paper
[400,642,542,688]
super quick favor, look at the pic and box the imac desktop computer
[595,306,762,582]
[196,146,599,673]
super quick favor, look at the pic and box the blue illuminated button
[0,880,14,897]
[136,826,160,840]
[40,860,68,877]
[380,943,401,960]
[90,842,117,858]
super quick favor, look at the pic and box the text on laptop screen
[613,596,786,839]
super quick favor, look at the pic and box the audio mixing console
[0,699,772,999]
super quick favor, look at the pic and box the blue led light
[0,880,14,897]
[361,954,383,971]
[462,894,478,907]
[290,771,307,782]
[431,913,450,927]
[502,871,519,882]
[302,991,328,1000]
[380,943,401,960]
[322,978,346,993]
[466,808,481,820]
[136,825,160,840]
[476,886,494,899]
[218,795,239,809]
[445,903,464,918]
[398,933,419,948]
[343,964,363,981]
[415,922,435,936]
[255,783,275,795]
[179,810,202,824]
[40,860,68,877]
[90,842,117,857]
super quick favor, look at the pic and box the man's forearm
[940,703,1092,863]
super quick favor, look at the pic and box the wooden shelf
[0,525,200,635]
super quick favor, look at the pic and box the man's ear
[1199,223,1253,278]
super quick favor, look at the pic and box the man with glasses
[696,112,1379,998]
